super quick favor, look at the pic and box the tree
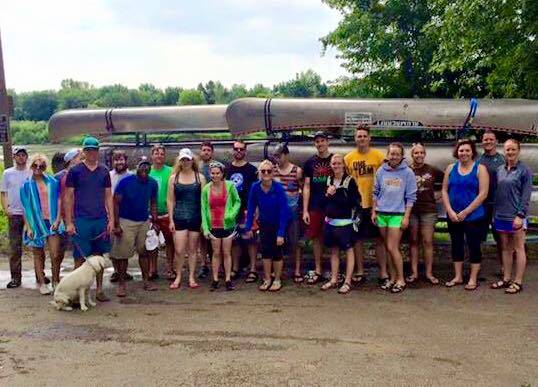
[138,83,164,106]
[177,89,205,105]
[19,91,58,121]
[57,79,96,110]
[162,87,183,105]
[274,70,327,97]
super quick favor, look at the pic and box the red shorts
[155,215,173,243]
[306,210,325,240]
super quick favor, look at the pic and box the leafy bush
[10,120,49,144]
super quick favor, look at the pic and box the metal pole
[0,29,13,168]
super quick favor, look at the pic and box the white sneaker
[39,284,52,295]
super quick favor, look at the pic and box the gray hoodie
[373,160,417,214]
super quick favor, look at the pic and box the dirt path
[0,251,537,386]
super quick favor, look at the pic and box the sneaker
[110,272,120,283]
[6,280,21,289]
[198,265,210,279]
[125,272,134,281]
[39,284,52,295]
[225,281,235,291]
[210,280,219,291]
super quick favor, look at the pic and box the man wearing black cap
[302,131,333,284]
[110,157,159,297]
[1,147,31,288]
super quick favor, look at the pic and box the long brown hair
[172,152,199,183]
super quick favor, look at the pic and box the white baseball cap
[178,148,193,160]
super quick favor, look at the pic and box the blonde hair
[29,153,49,169]
[387,142,405,156]
[258,159,274,172]
[330,153,344,163]
[172,152,199,183]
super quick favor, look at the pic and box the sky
[1,0,348,92]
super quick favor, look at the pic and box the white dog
[51,255,106,311]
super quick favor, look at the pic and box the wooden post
[0,30,13,168]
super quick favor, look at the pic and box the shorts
[409,212,437,227]
[110,219,150,260]
[482,204,500,242]
[209,228,236,239]
[306,210,325,239]
[72,217,111,260]
[174,217,202,232]
[494,217,527,233]
[259,223,283,261]
[154,215,173,243]
[324,223,354,251]
[355,208,380,240]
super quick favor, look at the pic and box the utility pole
[0,29,14,168]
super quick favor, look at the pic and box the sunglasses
[32,164,46,171]
[260,169,273,174]
[233,147,246,151]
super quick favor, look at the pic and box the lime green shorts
[376,214,404,228]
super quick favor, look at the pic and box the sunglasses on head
[32,164,46,171]
[260,169,273,174]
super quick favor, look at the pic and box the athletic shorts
[494,217,527,233]
[376,214,404,228]
[174,217,202,232]
[111,219,150,260]
[355,208,380,240]
[259,223,283,261]
[324,223,354,251]
[208,228,236,239]
[306,210,325,239]
[409,212,438,227]
[155,215,173,243]
[72,217,111,260]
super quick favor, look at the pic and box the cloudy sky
[1,0,347,92]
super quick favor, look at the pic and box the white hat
[64,148,81,163]
[178,148,193,160]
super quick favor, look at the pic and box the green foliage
[16,90,59,120]
[10,120,49,144]
[177,89,205,105]
[274,70,328,97]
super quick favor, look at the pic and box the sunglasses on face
[32,164,46,171]
[233,147,246,152]
[260,169,273,174]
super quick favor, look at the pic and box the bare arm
[302,176,311,224]
[105,187,114,234]
[65,187,75,234]
[1,192,9,215]
[441,164,458,222]
[167,175,176,227]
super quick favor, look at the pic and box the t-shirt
[344,149,385,209]
[66,163,111,219]
[110,169,132,194]
[411,164,444,214]
[115,174,158,222]
[226,162,258,212]
[0,167,31,215]
[303,154,333,211]
[477,152,505,204]
[149,165,173,215]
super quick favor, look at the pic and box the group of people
[1,127,533,299]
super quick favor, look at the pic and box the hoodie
[373,160,417,214]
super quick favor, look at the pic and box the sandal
[426,276,439,285]
[169,282,181,290]
[210,280,219,291]
[245,271,259,283]
[143,282,158,291]
[505,282,522,294]
[321,281,338,291]
[352,273,367,287]
[445,279,463,288]
[293,274,304,284]
[405,275,417,284]
[188,282,201,289]
[268,280,282,292]
[306,272,322,285]
[464,282,479,291]
[490,280,511,289]
[380,278,394,291]
[391,283,406,294]
[258,280,272,291]
[338,283,352,294]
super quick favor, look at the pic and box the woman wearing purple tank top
[442,139,489,291]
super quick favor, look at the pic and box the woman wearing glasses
[201,161,241,291]
[20,154,64,294]
[243,160,290,291]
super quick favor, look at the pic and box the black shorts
[209,228,235,239]
[259,224,283,261]
[174,218,202,232]
[324,223,354,251]
[355,208,380,241]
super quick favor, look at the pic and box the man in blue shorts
[65,137,114,302]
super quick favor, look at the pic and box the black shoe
[149,273,159,281]
[125,272,134,281]
[110,272,119,283]
[198,265,210,279]
[6,280,21,289]
[44,277,51,285]
[225,281,235,291]
[210,280,219,291]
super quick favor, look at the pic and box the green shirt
[149,165,172,215]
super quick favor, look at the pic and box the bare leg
[222,238,233,282]
[248,242,257,272]
[294,245,302,277]
[512,230,527,284]
[408,224,420,280]
[375,237,388,279]
[344,247,355,285]
[171,230,188,287]
[353,240,364,276]
[386,228,404,286]
[232,244,241,273]
[273,260,283,282]
[312,238,323,274]
[467,263,481,287]
[329,247,339,284]
[262,259,272,282]
[33,248,46,286]
[187,232,200,286]
[421,225,437,282]
[116,259,128,297]
[210,238,222,282]
[47,235,63,286]
[499,233,513,282]
[449,262,464,284]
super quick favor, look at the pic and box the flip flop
[490,280,511,289]
[445,280,463,288]
[268,280,282,292]
[188,282,201,289]
[245,271,259,283]
[338,283,352,294]
[169,282,181,290]
[505,282,522,294]
[405,275,418,284]
[293,274,304,284]
[426,276,440,285]
[321,281,338,291]
[464,283,479,291]
[352,274,367,286]
[391,283,406,294]
[143,282,158,291]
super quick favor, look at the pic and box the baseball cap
[81,136,100,150]
[64,148,81,163]
[137,156,151,168]
[178,148,193,160]
[313,131,328,140]
[12,146,27,156]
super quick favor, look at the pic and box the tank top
[36,180,50,221]
[209,184,227,229]
[448,161,485,221]
[173,173,201,221]
[274,164,300,209]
